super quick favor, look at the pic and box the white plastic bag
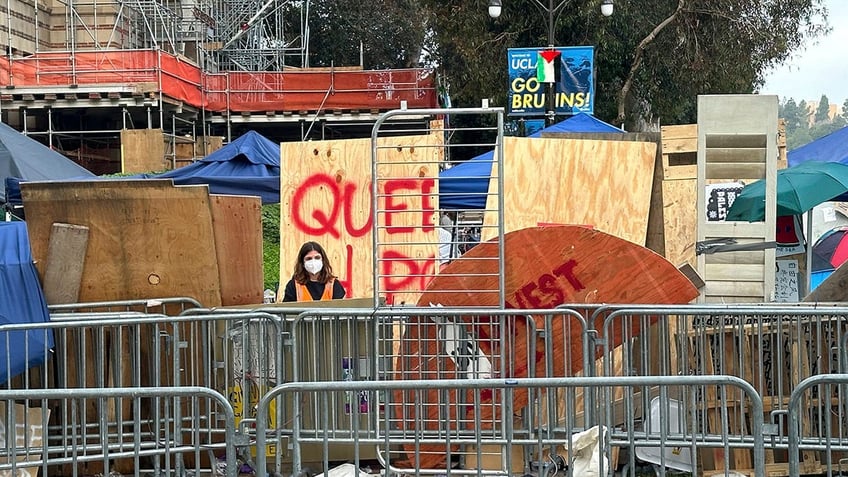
[569,425,607,477]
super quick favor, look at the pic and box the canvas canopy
[439,113,623,210]
[151,130,281,204]
[788,126,848,167]
[0,121,94,204]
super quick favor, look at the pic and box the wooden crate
[679,317,848,476]
[660,119,786,181]
[661,124,698,180]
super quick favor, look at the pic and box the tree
[842,98,848,121]
[815,94,831,123]
[798,99,810,128]
[781,98,803,132]
[417,0,828,130]
[306,0,428,69]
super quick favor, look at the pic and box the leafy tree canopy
[416,0,828,129]
[306,0,427,69]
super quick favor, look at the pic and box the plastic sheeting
[150,130,281,204]
[0,120,95,204]
[0,222,53,385]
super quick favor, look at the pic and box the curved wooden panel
[394,226,699,469]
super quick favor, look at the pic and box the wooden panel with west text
[483,137,657,245]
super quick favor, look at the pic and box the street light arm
[527,0,573,46]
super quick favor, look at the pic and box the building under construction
[0,0,437,173]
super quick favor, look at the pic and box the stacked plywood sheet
[22,179,264,307]
[482,136,658,245]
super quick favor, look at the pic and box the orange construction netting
[0,50,437,113]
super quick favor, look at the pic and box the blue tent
[0,222,53,385]
[439,113,623,209]
[151,130,281,204]
[0,121,95,204]
[788,126,848,167]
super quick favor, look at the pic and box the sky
[760,0,848,104]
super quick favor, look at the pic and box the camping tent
[439,113,623,209]
[788,126,848,167]
[0,121,94,203]
[151,130,281,204]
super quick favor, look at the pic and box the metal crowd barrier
[0,386,237,477]
[788,374,848,477]
[252,375,765,477]
[2,302,848,475]
[47,296,203,315]
[0,310,284,476]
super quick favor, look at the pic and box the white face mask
[304,258,323,275]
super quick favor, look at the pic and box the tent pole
[805,210,813,298]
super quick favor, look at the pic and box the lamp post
[488,0,613,126]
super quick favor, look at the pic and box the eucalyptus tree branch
[616,0,686,125]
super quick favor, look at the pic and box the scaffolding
[0,0,434,173]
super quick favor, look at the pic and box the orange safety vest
[295,278,335,301]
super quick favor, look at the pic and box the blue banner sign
[507,46,594,117]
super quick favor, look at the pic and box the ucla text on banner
[507,46,594,117]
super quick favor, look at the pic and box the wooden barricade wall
[175,135,225,168]
[120,129,167,173]
[279,133,442,304]
[482,136,657,245]
[21,179,225,476]
[21,179,223,307]
[210,194,264,306]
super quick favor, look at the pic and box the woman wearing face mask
[281,241,347,302]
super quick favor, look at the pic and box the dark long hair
[292,241,336,285]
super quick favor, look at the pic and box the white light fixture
[600,0,614,17]
[488,0,502,19]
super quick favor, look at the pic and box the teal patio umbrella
[725,161,848,222]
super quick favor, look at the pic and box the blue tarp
[0,121,95,204]
[788,126,848,167]
[0,222,53,385]
[439,113,624,209]
[151,130,282,204]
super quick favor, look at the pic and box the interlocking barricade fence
[370,107,507,309]
[0,386,237,477]
[47,297,203,315]
[0,308,283,476]
[252,376,765,477]
[593,304,848,476]
[842,331,848,373]
[788,374,848,477]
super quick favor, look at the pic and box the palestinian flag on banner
[537,50,561,83]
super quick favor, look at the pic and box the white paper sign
[774,259,800,302]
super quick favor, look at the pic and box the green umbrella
[725,161,848,222]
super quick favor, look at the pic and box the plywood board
[279,133,442,305]
[42,223,89,305]
[121,129,167,173]
[175,136,225,163]
[661,179,697,268]
[660,124,698,180]
[482,137,657,245]
[210,195,264,306]
[21,179,222,307]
